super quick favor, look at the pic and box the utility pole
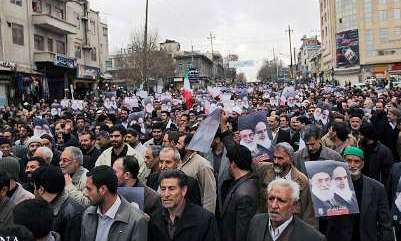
[143,0,149,90]
[191,44,194,66]
[273,48,279,81]
[207,33,216,80]
[293,47,297,80]
[286,25,294,79]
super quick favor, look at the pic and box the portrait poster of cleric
[393,177,401,223]
[305,160,360,217]
[238,111,273,163]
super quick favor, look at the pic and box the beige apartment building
[319,0,401,85]
[0,0,108,105]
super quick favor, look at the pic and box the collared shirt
[275,169,292,181]
[390,122,397,130]
[268,216,293,241]
[163,200,186,240]
[95,196,121,241]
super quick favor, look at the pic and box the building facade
[297,35,321,79]
[320,0,401,85]
[0,0,108,105]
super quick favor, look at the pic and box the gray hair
[274,142,294,158]
[149,145,163,159]
[160,147,181,162]
[35,147,53,164]
[267,178,300,202]
[64,146,83,165]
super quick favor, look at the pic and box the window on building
[34,35,44,51]
[45,3,51,15]
[55,6,64,19]
[393,8,401,19]
[74,45,81,59]
[10,0,22,6]
[91,48,97,61]
[380,29,388,42]
[56,40,65,55]
[103,27,108,37]
[378,10,387,21]
[12,23,24,46]
[74,12,80,29]
[391,28,401,40]
[32,0,42,12]
[90,20,96,34]
[48,38,53,52]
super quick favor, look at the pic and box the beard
[273,163,289,175]
[178,149,186,160]
[312,187,334,201]
[334,185,353,202]
[240,140,257,153]
[256,137,271,149]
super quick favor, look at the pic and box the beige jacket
[180,152,217,214]
[65,166,90,207]
[96,144,148,183]
[10,183,34,205]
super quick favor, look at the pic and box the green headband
[343,146,364,159]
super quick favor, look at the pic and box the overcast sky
[89,0,320,79]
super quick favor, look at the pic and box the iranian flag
[182,72,193,109]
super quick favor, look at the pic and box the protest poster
[187,109,221,153]
[393,177,401,224]
[238,111,272,162]
[117,187,144,211]
[305,160,359,217]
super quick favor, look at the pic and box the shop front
[73,65,100,99]
[0,61,16,106]
[388,63,401,80]
[35,53,77,100]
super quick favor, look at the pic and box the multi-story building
[0,0,108,104]
[297,35,321,79]
[320,0,401,85]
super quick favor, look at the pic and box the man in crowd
[0,171,14,226]
[177,133,217,214]
[60,146,90,206]
[144,122,164,148]
[23,156,47,193]
[162,130,179,148]
[294,125,342,175]
[79,131,102,171]
[96,125,146,182]
[146,147,201,206]
[325,146,393,241]
[218,144,258,241]
[257,142,316,227]
[247,179,326,241]
[0,157,34,205]
[13,199,60,241]
[32,166,84,241]
[33,146,53,165]
[359,122,393,188]
[125,128,146,157]
[112,155,161,217]
[148,169,220,241]
[81,165,148,241]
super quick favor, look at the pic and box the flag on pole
[182,72,193,109]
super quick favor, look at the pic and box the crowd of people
[0,81,400,241]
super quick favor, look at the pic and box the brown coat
[180,152,217,214]
[254,162,317,228]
